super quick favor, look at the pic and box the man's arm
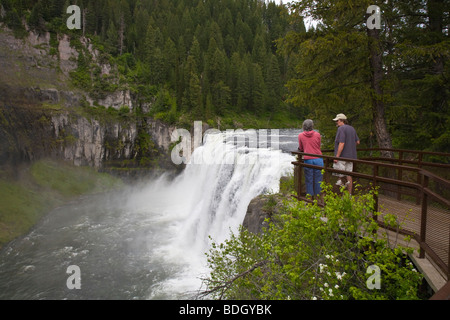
[334,142,345,163]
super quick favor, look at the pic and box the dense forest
[0,0,305,129]
[0,0,449,153]
[281,0,449,153]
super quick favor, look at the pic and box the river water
[0,129,299,300]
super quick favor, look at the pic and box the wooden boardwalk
[377,195,450,289]
[292,147,450,296]
[378,195,450,269]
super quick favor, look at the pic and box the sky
[267,0,319,30]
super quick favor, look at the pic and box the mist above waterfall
[0,129,297,300]
[124,129,295,298]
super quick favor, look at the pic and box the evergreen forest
[0,0,449,153]
[1,0,303,128]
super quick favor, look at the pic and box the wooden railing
[291,148,450,280]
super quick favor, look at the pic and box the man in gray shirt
[333,113,360,194]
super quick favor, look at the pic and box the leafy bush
[202,184,423,300]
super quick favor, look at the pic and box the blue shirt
[334,125,360,159]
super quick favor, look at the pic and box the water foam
[141,131,295,298]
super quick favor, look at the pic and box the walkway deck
[292,147,450,296]
[378,194,449,291]
[379,195,450,268]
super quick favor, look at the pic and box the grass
[0,159,124,248]
[30,160,122,197]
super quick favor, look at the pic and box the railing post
[298,157,303,199]
[324,158,330,184]
[416,153,423,205]
[373,164,379,221]
[420,174,429,259]
[397,151,403,201]
[448,224,450,279]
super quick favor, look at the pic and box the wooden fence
[291,148,450,280]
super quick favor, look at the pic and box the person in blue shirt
[333,114,360,194]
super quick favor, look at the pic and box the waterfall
[137,130,296,298]
[0,129,297,300]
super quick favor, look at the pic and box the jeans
[304,158,324,196]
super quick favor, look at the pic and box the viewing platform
[292,147,450,299]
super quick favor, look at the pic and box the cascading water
[0,129,297,300]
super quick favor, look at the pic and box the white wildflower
[329,290,334,297]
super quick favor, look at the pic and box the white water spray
[0,130,297,300]
[132,130,295,298]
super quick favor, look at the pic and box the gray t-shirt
[334,125,360,159]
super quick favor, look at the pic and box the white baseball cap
[333,113,347,121]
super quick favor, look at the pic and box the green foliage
[203,184,423,300]
[280,0,449,152]
[1,0,300,128]
[0,159,123,248]
[150,88,179,125]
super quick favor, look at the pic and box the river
[0,129,299,300]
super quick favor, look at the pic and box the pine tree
[252,34,267,67]
[163,38,178,87]
[281,0,385,147]
[265,53,282,111]
[281,0,449,153]
[236,58,250,112]
[28,2,44,30]
[4,0,292,128]
[189,37,202,74]
[230,52,241,107]
[386,0,449,152]
[250,63,266,114]
[106,20,119,55]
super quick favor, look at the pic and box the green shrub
[202,184,423,300]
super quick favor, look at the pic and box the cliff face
[50,111,137,168]
[0,27,176,172]
[243,194,286,234]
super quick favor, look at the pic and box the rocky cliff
[243,194,286,234]
[0,27,176,174]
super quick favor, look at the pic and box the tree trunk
[427,0,446,108]
[119,15,125,56]
[367,25,394,159]
[367,24,396,197]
